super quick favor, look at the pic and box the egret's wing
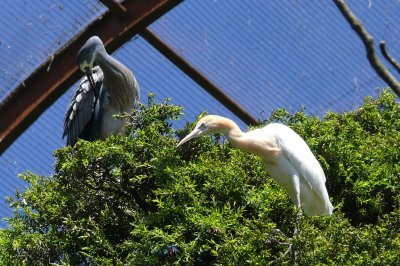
[271,124,327,196]
[63,66,103,145]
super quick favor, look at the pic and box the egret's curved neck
[219,119,251,152]
[218,118,280,159]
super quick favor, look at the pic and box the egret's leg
[291,174,301,236]
[294,206,303,236]
[290,174,301,265]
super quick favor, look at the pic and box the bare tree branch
[379,41,400,75]
[333,0,400,97]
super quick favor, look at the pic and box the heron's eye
[198,123,207,130]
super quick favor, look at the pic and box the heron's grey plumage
[63,36,139,145]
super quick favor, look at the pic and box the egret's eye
[198,123,207,130]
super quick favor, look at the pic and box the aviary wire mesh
[1,0,400,227]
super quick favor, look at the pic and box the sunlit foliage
[1,91,399,265]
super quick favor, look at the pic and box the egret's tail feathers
[304,198,333,216]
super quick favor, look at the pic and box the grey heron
[63,36,139,145]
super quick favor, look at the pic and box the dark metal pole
[99,0,127,18]
[140,28,259,126]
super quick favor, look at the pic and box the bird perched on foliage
[178,115,333,216]
[63,36,139,145]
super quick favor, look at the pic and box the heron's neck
[95,48,123,74]
[95,49,135,110]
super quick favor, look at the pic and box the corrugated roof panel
[114,37,248,127]
[150,0,400,117]
[0,0,106,101]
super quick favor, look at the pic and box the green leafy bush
[0,91,399,265]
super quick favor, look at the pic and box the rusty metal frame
[99,0,128,18]
[0,0,182,155]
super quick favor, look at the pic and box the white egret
[177,115,334,216]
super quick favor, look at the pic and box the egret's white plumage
[177,115,333,216]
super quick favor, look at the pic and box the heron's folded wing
[62,66,103,145]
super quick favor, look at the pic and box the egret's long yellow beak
[177,128,202,147]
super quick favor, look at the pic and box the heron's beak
[177,128,202,147]
[85,68,95,88]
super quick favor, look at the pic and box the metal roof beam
[140,28,259,126]
[0,0,182,155]
[99,0,127,18]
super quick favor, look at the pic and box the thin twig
[333,0,400,97]
[46,54,54,72]
[267,228,297,265]
[379,41,400,75]
[282,244,293,258]
[268,243,293,266]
